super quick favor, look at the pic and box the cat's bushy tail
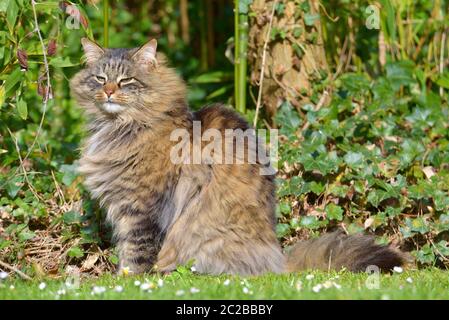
[285,230,407,272]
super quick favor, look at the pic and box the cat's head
[70,38,186,123]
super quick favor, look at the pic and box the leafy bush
[275,61,449,267]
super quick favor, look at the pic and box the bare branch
[253,0,278,128]
[0,260,32,281]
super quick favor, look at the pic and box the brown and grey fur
[70,38,406,275]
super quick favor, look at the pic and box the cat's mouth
[100,102,125,114]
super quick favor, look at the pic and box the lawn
[1,269,448,300]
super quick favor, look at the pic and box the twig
[0,260,32,281]
[23,0,52,164]
[439,30,446,97]
[253,0,278,128]
[6,127,42,201]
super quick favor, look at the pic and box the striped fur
[70,39,406,275]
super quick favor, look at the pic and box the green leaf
[385,60,416,90]
[63,211,82,225]
[67,246,84,258]
[49,56,79,68]
[108,254,119,265]
[344,152,364,168]
[238,0,253,15]
[6,0,19,34]
[189,71,233,84]
[16,98,27,119]
[304,13,320,26]
[325,203,343,221]
[276,223,290,237]
[60,164,79,186]
[274,101,301,136]
[4,67,23,94]
[434,240,449,257]
[19,228,35,242]
[6,175,23,198]
[0,0,9,12]
[0,85,5,108]
[300,216,323,229]
[408,217,430,234]
[434,73,449,89]
[415,244,435,265]
[278,202,291,215]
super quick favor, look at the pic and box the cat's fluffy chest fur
[79,120,191,233]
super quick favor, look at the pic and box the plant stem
[234,0,240,112]
[235,0,248,114]
[199,0,208,71]
[103,0,109,47]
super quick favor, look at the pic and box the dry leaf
[81,253,99,271]
[17,49,28,71]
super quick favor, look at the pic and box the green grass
[1,269,448,300]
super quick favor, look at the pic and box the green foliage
[276,60,449,267]
[0,0,448,278]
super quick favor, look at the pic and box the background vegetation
[0,0,448,279]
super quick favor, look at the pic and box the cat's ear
[81,38,104,65]
[132,39,158,67]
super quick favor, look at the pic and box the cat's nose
[103,83,118,97]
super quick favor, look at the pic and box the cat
[70,38,406,275]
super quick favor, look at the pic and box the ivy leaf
[344,152,364,169]
[276,223,290,237]
[304,13,320,26]
[67,246,84,258]
[274,101,301,136]
[6,175,23,198]
[385,60,416,90]
[238,0,253,14]
[108,254,119,265]
[325,203,343,221]
[19,228,35,242]
[300,216,322,229]
[415,244,435,264]
[63,211,82,225]
[60,163,79,186]
[408,217,430,234]
[434,240,449,257]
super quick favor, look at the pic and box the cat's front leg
[111,208,164,275]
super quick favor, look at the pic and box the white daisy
[393,266,403,273]
[190,287,200,294]
[175,290,185,296]
[312,284,322,293]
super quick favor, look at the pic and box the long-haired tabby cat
[70,38,406,275]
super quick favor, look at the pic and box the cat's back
[193,104,250,133]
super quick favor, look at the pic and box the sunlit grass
[1,269,448,300]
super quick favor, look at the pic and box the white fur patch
[102,102,125,113]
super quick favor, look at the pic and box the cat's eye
[118,77,136,86]
[95,75,106,84]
